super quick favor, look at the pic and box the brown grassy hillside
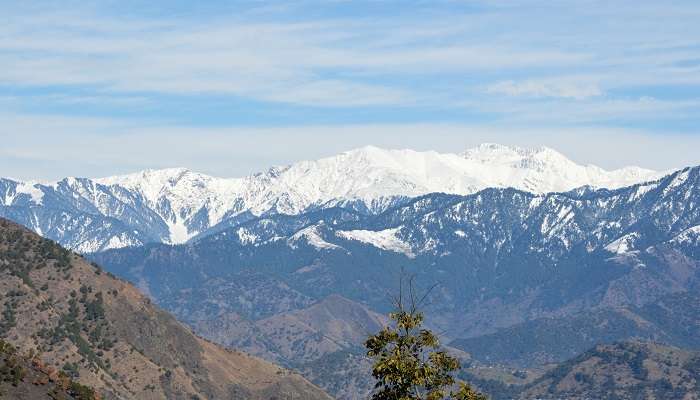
[519,341,700,399]
[0,218,332,400]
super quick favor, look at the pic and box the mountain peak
[1,144,668,251]
[96,167,195,187]
[337,145,432,166]
[462,143,569,164]
[343,144,385,154]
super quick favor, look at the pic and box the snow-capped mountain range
[0,144,666,252]
[91,164,700,368]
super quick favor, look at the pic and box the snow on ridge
[91,144,664,207]
[289,223,342,250]
[663,169,690,196]
[605,232,640,254]
[73,233,143,254]
[14,181,45,205]
[630,182,657,201]
[95,168,247,244]
[337,227,414,257]
[105,233,143,250]
[669,225,700,245]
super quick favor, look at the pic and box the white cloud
[462,96,700,124]
[0,7,599,107]
[0,2,699,110]
[486,78,603,100]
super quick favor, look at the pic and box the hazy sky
[1,0,700,180]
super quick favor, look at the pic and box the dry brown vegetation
[0,218,332,400]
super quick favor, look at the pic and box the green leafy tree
[365,279,487,400]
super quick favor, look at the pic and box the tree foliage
[365,278,487,400]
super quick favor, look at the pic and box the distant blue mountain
[89,166,699,341]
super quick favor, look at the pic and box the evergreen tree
[365,278,486,400]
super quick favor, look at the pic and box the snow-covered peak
[1,180,45,206]
[462,143,566,163]
[72,145,667,237]
[94,168,251,244]
[91,145,662,207]
[97,167,200,196]
[458,143,660,193]
[142,145,659,243]
[2,144,669,250]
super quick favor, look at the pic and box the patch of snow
[630,183,656,201]
[166,219,193,244]
[105,233,142,250]
[540,215,552,235]
[605,232,640,254]
[16,182,44,204]
[236,227,259,245]
[669,226,700,245]
[337,227,414,257]
[289,224,341,250]
[74,239,102,254]
[663,169,690,196]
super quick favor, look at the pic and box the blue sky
[1,0,700,180]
